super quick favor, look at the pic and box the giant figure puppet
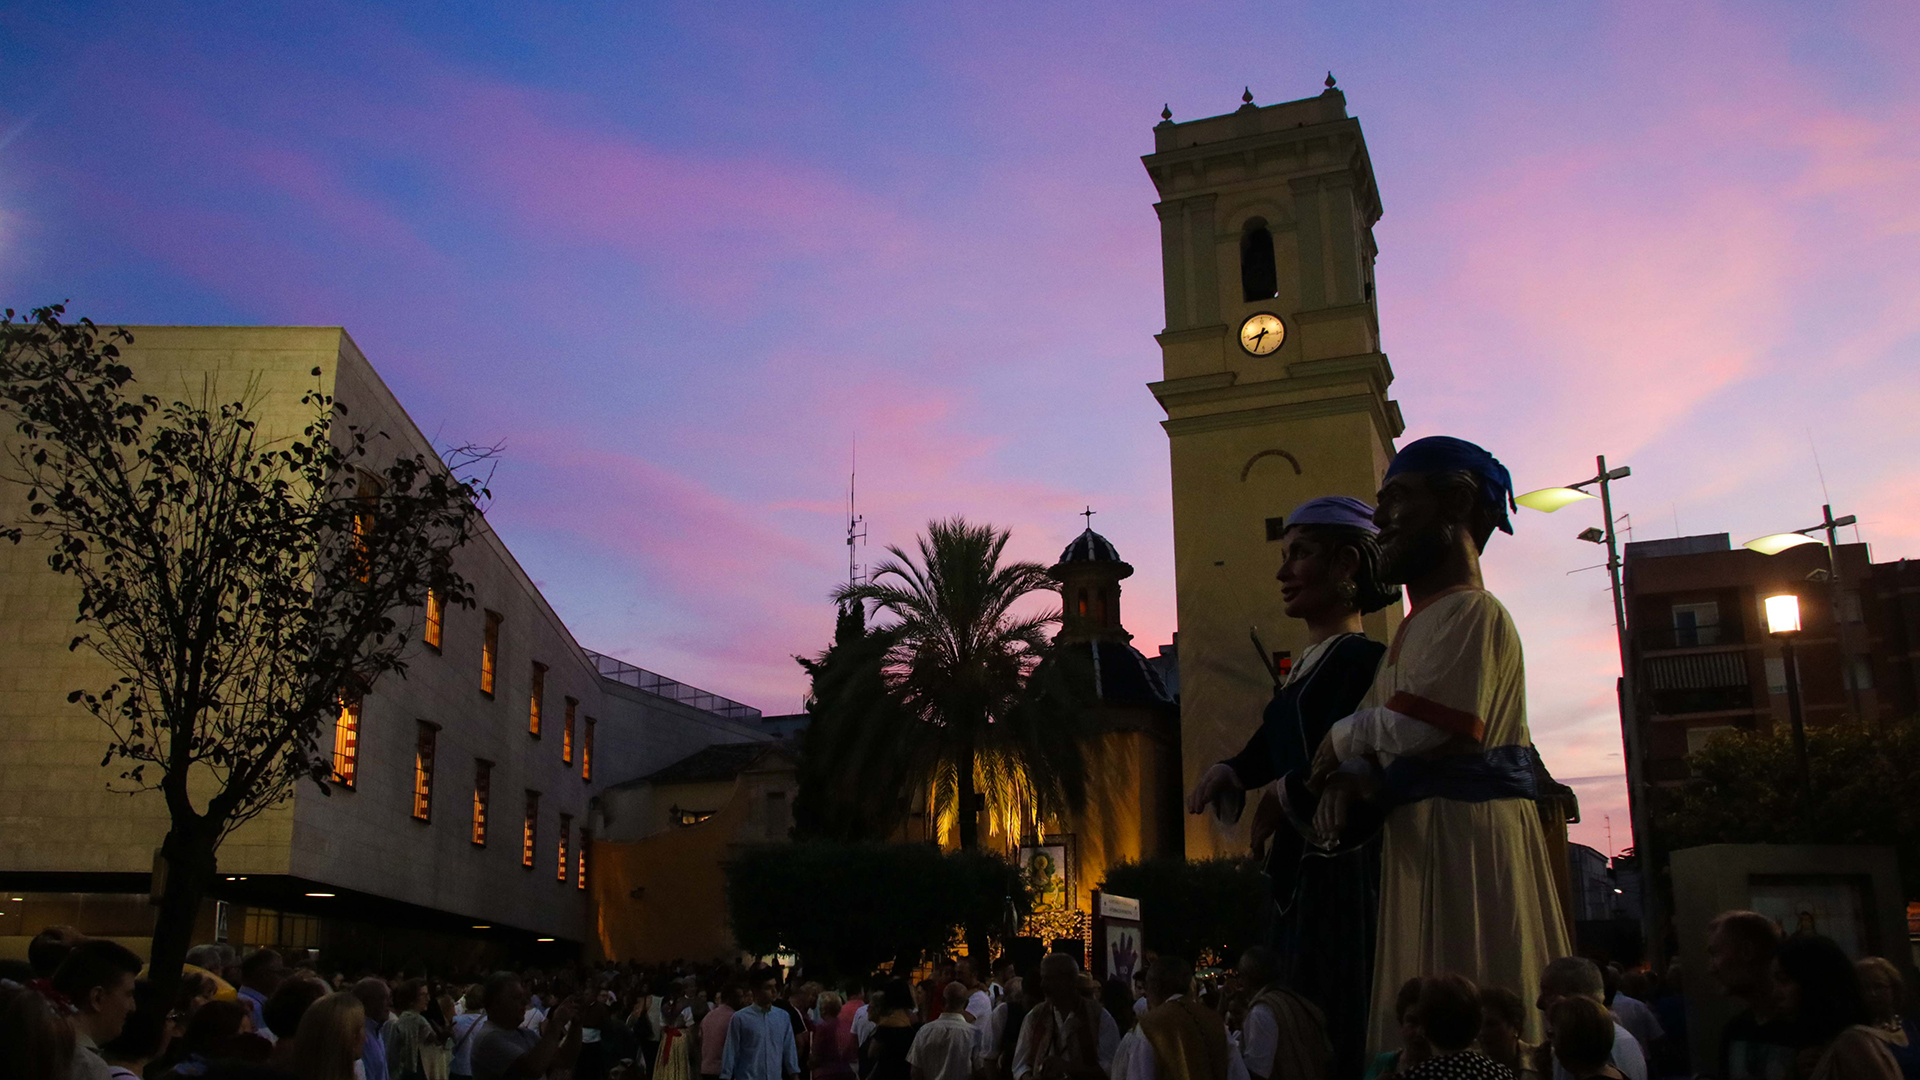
[1186,495,1401,1080]
[1310,436,1571,1050]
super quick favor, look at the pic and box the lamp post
[1514,455,1654,952]
[1744,504,1862,722]
[1765,593,1816,834]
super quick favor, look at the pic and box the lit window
[424,588,443,650]
[332,697,361,787]
[412,722,438,822]
[522,791,539,868]
[577,830,589,890]
[557,813,571,882]
[472,760,492,846]
[582,717,594,782]
[529,663,547,736]
[481,611,501,695]
[563,697,576,763]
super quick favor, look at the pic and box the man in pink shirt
[701,983,745,1080]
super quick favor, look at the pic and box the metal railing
[1637,624,1747,651]
[584,650,761,721]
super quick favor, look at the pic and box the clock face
[1239,313,1286,356]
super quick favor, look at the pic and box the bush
[725,841,1028,980]
[1101,857,1268,965]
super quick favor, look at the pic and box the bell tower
[1143,79,1405,857]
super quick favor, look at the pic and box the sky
[3,0,1917,856]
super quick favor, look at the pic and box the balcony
[1638,623,1747,652]
[1643,649,1754,716]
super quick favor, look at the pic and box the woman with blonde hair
[288,991,368,1080]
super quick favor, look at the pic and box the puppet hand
[1187,762,1242,814]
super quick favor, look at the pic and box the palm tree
[832,517,1090,851]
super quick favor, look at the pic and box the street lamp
[1515,455,1654,951]
[1765,593,1816,834]
[1743,504,1861,720]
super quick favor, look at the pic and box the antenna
[847,436,867,588]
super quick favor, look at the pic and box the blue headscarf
[1384,436,1516,535]
[1286,495,1380,534]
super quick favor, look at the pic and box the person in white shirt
[957,960,996,1058]
[1010,955,1119,1080]
[1538,958,1646,1080]
[1604,967,1663,1060]
[1112,956,1248,1080]
[911,983,984,1080]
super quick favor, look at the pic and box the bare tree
[0,305,493,989]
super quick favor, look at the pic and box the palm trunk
[957,746,978,851]
[148,824,219,997]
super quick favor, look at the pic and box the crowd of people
[2,903,1917,1080]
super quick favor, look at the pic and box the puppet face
[1375,473,1449,585]
[1276,527,1359,620]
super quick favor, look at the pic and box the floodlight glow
[304,892,335,898]
[1745,532,1821,556]
[1765,594,1802,635]
[1515,487,1596,513]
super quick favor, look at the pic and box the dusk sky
[4,1,1917,854]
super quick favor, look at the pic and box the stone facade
[0,326,767,963]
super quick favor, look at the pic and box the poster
[1094,891,1143,984]
[1749,874,1872,958]
[1020,841,1071,912]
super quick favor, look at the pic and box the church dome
[1058,528,1123,565]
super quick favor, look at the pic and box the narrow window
[557,813,572,882]
[1096,588,1110,627]
[331,696,361,788]
[472,760,492,845]
[577,829,589,890]
[522,791,539,868]
[481,611,502,696]
[765,791,788,842]
[1241,218,1278,302]
[563,697,577,764]
[1076,588,1088,617]
[582,717,595,782]
[529,662,546,736]
[424,588,443,650]
[412,722,439,822]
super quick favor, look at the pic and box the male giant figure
[1311,436,1571,1052]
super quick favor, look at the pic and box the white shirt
[909,1013,982,1080]
[1113,998,1250,1080]
[851,1004,875,1047]
[1010,1001,1120,1079]
[966,991,995,1055]
[1241,1002,1278,1079]
[1611,995,1664,1054]
[450,1014,489,1076]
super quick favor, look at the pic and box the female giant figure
[1187,495,1400,1080]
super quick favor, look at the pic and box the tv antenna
[847,437,868,587]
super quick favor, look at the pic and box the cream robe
[1328,586,1570,1052]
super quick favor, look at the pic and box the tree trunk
[148,824,219,996]
[955,747,992,966]
[956,747,978,851]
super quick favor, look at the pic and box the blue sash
[1380,743,1537,806]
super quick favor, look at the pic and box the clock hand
[1251,328,1268,346]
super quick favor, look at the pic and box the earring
[1339,580,1359,605]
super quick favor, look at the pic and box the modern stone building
[0,326,770,970]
